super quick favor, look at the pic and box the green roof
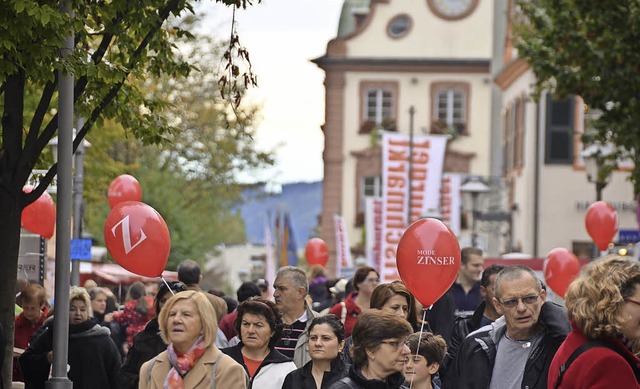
[337,0,370,38]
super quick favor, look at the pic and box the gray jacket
[293,302,320,368]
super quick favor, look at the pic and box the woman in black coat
[118,281,186,389]
[20,287,121,389]
[283,315,348,389]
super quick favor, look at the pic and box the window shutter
[545,95,574,164]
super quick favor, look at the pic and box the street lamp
[48,125,91,286]
[460,176,490,248]
[580,142,614,201]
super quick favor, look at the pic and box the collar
[296,310,308,323]
[350,365,406,388]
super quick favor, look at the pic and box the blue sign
[619,229,640,245]
[71,238,92,260]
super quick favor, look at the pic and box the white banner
[365,197,383,273]
[380,133,448,282]
[441,173,462,236]
[333,214,353,275]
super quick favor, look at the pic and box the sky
[200,0,345,184]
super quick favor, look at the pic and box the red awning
[80,262,178,285]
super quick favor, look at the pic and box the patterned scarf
[163,336,206,389]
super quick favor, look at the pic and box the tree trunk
[0,185,22,389]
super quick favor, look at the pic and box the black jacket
[444,301,570,389]
[20,317,121,389]
[282,357,349,389]
[441,300,488,379]
[0,322,5,389]
[327,364,406,389]
[118,317,166,389]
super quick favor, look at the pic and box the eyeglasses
[497,294,540,308]
[365,278,380,283]
[380,339,408,351]
[625,298,640,308]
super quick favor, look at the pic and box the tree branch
[25,0,185,205]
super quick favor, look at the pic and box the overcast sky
[200,0,344,184]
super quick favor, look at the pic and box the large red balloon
[544,247,581,298]
[21,186,56,238]
[396,218,461,307]
[104,201,170,278]
[305,238,329,267]
[585,201,618,251]
[108,174,142,209]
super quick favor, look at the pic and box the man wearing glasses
[445,265,570,389]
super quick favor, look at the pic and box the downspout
[533,95,543,258]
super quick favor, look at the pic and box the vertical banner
[283,212,298,267]
[365,197,383,274]
[264,214,275,296]
[333,214,353,276]
[380,133,448,283]
[441,173,462,236]
[275,211,297,267]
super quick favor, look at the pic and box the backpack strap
[555,339,640,388]
[210,353,223,389]
[146,356,158,384]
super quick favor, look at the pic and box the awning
[79,262,178,285]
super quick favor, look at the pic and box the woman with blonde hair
[548,255,640,388]
[139,290,246,389]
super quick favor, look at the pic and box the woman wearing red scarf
[549,255,640,388]
[139,290,247,389]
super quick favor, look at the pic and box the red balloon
[585,201,618,251]
[21,186,56,238]
[396,218,461,307]
[544,247,581,297]
[305,238,329,267]
[104,201,170,277]
[108,174,142,209]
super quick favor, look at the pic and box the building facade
[316,0,637,273]
[494,1,637,259]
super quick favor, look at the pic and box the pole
[71,117,85,286]
[47,0,73,387]
[407,106,415,225]
[592,181,606,259]
[596,181,605,202]
[471,193,479,248]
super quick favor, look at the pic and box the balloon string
[161,277,176,296]
[409,308,430,389]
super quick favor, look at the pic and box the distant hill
[239,181,323,249]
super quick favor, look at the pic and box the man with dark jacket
[426,247,484,345]
[445,265,570,389]
[443,264,505,376]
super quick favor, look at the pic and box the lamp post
[48,125,91,286]
[581,142,614,202]
[460,176,490,248]
[407,105,415,225]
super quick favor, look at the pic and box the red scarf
[163,336,206,389]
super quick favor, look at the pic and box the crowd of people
[7,252,640,388]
